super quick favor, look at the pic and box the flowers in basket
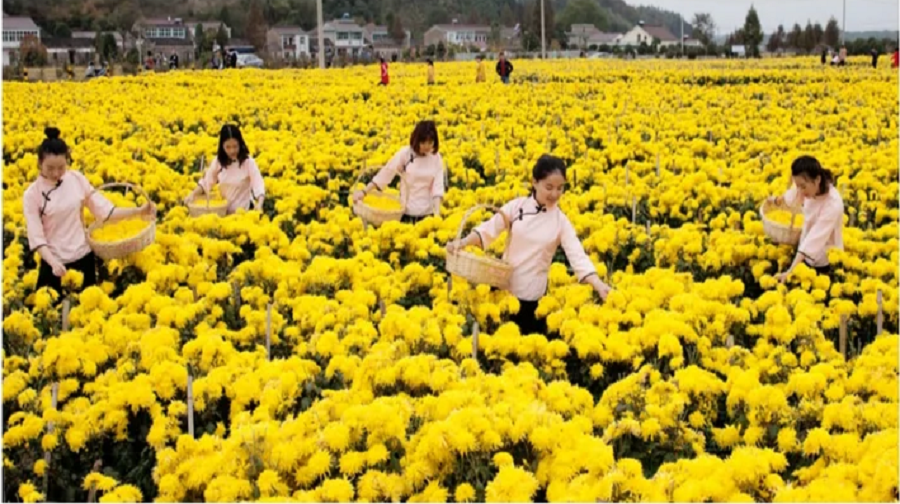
[362,193,402,211]
[765,209,804,226]
[90,218,151,243]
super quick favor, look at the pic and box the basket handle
[354,162,409,206]
[452,204,513,261]
[82,182,155,235]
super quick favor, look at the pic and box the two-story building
[133,17,196,64]
[364,23,411,59]
[267,26,310,60]
[310,17,366,57]
[566,24,621,49]
[3,14,41,66]
[618,22,680,48]
[424,23,491,50]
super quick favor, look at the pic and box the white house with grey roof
[3,14,41,66]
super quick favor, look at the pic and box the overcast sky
[637,0,899,34]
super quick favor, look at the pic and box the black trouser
[36,251,98,294]
[401,214,427,224]
[807,262,832,278]
[513,299,548,336]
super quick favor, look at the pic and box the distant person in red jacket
[380,56,389,85]
[892,48,899,68]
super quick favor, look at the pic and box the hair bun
[44,127,61,140]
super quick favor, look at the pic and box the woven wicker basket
[188,188,228,217]
[352,165,407,227]
[85,182,157,261]
[760,200,802,246]
[445,204,513,290]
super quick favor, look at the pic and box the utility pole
[317,0,325,68]
[841,0,846,45]
[540,0,546,59]
[681,17,684,56]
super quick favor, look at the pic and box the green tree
[94,32,118,61]
[104,0,140,55]
[216,24,230,50]
[823,17,840,48]
[802,21,816,53]
[194,24,205,58]
[690,13,715,49]
[813,22,824,48]
[556,0,607,35]
[20,34,47,66]
[54,22,72,38]
[766,24,785,53]
[500,3,516,26]
[246,0,268,51]
[489,21,502,49]
[787,23,803,49]
[388,13,406,45]
[742,5,763,57]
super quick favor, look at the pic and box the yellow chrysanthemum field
[2,58,898,503]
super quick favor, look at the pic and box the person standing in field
[476,54,486,82]
[427,59,435,85]
[352,120,444,224]
[768,155,844,281]
[380,56,390,85]
[24,128,155,295]
[446,155,612,336]
[496,51,513,84]
[184,124,266,215]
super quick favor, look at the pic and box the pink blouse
[784,185,845,267]
[24,171,115,264]
[372,146,445,217]
[474,196,597,302]
[199,157,266,215]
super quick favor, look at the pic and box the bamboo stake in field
[631,196,637,225]
[265,303,273,361]
[876,290,884,336]
[41,382,59,499]
[472,321,480,360]
[839,315,848,358]
[87,460,103,503]
[187,371,195,437]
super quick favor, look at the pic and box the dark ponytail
[530,154,567,196]
[37,127,70,162]
[791,155,833,195]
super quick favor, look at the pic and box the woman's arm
[185,159,219,205]
[431,157,445,217]
[446,201,517,252]
[353,148,407,203]
[779,201,842,281]
[560,215,611,300]
[248,158,266,210]
[24,191,67,277]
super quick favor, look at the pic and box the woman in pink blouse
[446,155,612,335]
[769,155,844,281]
[352,120,445,224]
[184,124,266,215]
[24,128,155,294]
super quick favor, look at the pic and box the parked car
[236,54,264,68]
